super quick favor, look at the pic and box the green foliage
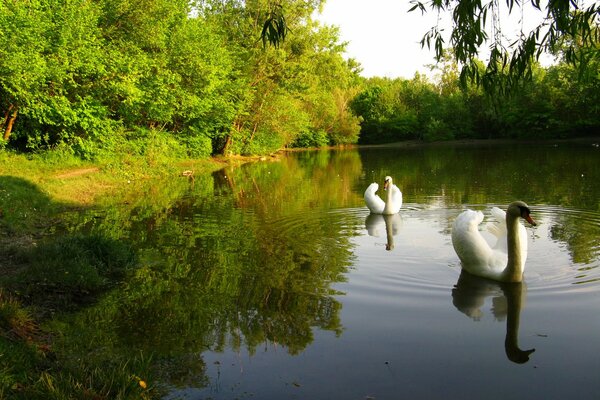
[423,118,452,142]
[350,52,599,143]
[261,4,289,48]
[0,0,358,157]
[2,0,597,157]
[202,1,360,154]
[292,129,329,148]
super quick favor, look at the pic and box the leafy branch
[410,0,599,93]
[261,4,289,48]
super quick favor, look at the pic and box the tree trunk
[223,134,233,156]
[3,105,17,141]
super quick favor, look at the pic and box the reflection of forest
[56,143,600,388]
[59,152,361,388]
[358,142,600,210]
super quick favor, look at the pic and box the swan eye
[519,206,537,226]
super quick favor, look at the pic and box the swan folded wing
[390,185,403,213]
[486,207,507,237]
[452,210,498,275]
[487,206,508,250]
[364,183,385,214]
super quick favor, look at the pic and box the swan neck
[505,213,523,282]
[386,185,394,203]
[382,185,394,213]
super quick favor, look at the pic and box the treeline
[0,0,361,158]
[351,56,600,144]
[1,0,598,159]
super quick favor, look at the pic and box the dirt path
[54,167,100,179]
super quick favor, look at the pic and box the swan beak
[525,215,537,226]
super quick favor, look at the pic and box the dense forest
[1,0,599,159]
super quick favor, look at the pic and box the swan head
[507,201,537,226]
[383,176,392,190]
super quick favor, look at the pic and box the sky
[315,0,557,80]
[316,0,444,79]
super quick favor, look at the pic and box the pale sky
[316,0,444,79]
[315,0,559,80]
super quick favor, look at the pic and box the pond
[62,141,600,399]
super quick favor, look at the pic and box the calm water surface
[65,142,600,399]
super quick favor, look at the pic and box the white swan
[364,176,402,215]
[451,201,536,282]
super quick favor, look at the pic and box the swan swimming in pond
[451,201,537,283]
[364,176,402,215]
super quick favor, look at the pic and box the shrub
[291,129,329,148]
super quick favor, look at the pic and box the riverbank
[0,152,233,399]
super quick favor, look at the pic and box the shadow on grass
[0,176,152,399]
[0,175,65,235]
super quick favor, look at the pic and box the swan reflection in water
[365,213,403,251]
[452,271,536,364]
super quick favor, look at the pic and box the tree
[197,0,360,155]
[410,0,599,93]
[0,0,109,150]
[263,0,599,92]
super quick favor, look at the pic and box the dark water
[62,142,600,399]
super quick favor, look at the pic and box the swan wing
[390,184,403,213]
[364,183,385,214]
[452,209,506,279]
[487,206,508,251]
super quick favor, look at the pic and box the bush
[422,118,455,142]
[291,129,329,148]
[182,128,213,158]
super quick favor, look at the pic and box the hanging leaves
[409,0,600,93]
[261,4,288,48]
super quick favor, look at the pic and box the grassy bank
[0,150,228,399]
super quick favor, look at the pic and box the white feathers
[451,202,532,282]
[364,176,402,215]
